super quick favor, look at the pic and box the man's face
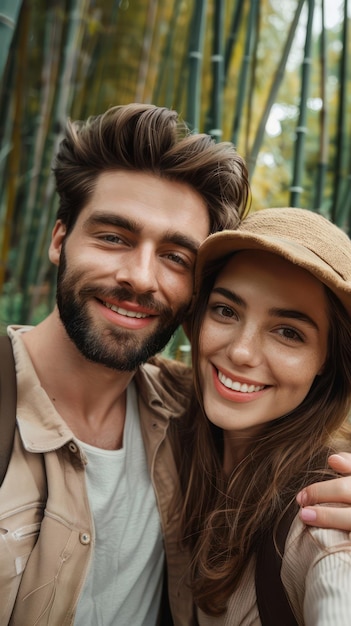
[49,171,210,370]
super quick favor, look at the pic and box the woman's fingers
[298,504,351,531]
[296,454,351,530]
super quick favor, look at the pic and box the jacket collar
[135,357,191,423]
[9,326,191,453]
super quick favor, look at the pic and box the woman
[180,207,351,624]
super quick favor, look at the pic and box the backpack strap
[0,335,17,487]
[255,504,299,625]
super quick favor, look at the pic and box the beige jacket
[0,327,195,625]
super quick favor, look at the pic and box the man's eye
[165,253,188,267]
[100,234,123,244]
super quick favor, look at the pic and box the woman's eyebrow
[211,287,246,307]
[269,307,320,330]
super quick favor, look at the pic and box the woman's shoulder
[281,511,351,624]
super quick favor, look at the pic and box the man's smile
[102,301,151,319]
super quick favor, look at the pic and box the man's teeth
[218,371,264,393]
[103,302,148,318]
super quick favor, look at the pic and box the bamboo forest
[0,0,350,360]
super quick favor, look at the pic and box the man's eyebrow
[162,231,201,254]
[211,288,320,330]
[84,212,201,254]
[84,213,140,232]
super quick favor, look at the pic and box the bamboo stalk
[153,0,184,107]
[21,3,63,248]
[0,0,23,81]
[135,0,159,103]
[342,156,351,233]
[224,0,245,83]
[0,37,17,268]
[186,0,208,132]
[244,1,260,156]
[20,0,90,321]
[207,0,225,141]
[247,0,305,178]
[313,0,328,212]
[290,0,315,207]
[0,0,30,294]
[332,0,349,226]
[231,0,258,147]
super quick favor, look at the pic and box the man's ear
[49,220,67,266]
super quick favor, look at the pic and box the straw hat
[195,207,351,315]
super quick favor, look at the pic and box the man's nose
[115,246,158,294]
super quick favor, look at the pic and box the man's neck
[21,310,136,449]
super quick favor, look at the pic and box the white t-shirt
[74,382,164,625]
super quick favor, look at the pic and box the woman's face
[199,250,329,440]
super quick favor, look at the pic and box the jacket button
[68,442,78,454]
[80,532,91,545]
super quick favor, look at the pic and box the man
[1,103,350,626]
[0,103,249,626]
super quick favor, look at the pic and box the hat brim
[195,230,351,316]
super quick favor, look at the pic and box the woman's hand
[297,453,351,531]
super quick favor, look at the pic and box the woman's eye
[214,305,236,318]
[278,327,303,342]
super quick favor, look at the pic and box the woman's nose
[226,326,262,368]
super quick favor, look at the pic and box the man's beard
[56,247,189,371]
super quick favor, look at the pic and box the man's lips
[95,297,160,330]
[100,297,159,318]
[103,301,151,319]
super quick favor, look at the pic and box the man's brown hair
[53,103,249,235]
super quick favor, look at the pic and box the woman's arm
[297,453,351,530]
